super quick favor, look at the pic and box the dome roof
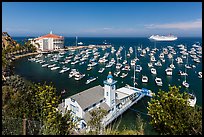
[107,72,113,79]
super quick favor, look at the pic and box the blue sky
[2,2,202,37]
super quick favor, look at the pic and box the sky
[2,2,202,37]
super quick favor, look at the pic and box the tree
[147,86,202,135]
[87,107,108,135]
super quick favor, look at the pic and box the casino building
[29,31,64,52]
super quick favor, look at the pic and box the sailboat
[182,67,189,88]
[185,53,192,69]
[133,64,138,87]
[123,50,127,65]
[170,58,175,69]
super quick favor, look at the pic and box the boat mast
[133,64,136,87]
[76,36,78,46]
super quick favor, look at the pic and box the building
[58,72,153,131]
[29,31,64,52]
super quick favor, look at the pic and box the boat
[61,89,66,94]
[48,64,56,68]
[149,34,177,41]
[116,63,122,69]
[122,64,130,71]
[98,68,105,73]
[170,58,175,69]
[135,65,142,72]
[151,68,157,75]
[87,66,92,71]
[142,75,148,83]
[154,60,162,67]
[155,77,162,86]
[188,93,197,107]
[198,72,202,78]
[51,66,60,70]
[148,62,153,67]
[77,42,83,45]
[165,67,173,76]
[150,56,156,62]
[179,70,188,76]
[59,67,70,73]
[85,77,97,84]
[114,71,120,77]
[69,69,78,78]
[42,64,49,67]
[120,73,128,78]
[182,67,189,88]
[75,73,85,80]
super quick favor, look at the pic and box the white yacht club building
[29,31,64,52]
[58,72,153,131]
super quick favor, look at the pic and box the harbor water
[13,37,202,134]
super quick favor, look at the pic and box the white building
[29,31,64,52]
[58,72,153,131]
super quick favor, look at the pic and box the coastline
[13,52,39,60]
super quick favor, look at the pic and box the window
[106,92,108,96]
[112,85,115,90]
[115,93,118,98]
[71,98,75,102]
[100,99,103,103]
[112,99,114,104]
[93,103,96,107]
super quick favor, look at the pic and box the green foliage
[87,107,108,134]
[147,86,202,135]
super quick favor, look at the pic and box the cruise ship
[149,34,177,41]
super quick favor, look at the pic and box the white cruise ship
[149,34,177,41]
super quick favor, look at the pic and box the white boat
[165,67,173,76]
[48,64,56,68]
[149,34,177,41]
[98,68,105,73]
[85,77,97,84]
[142,75,148,83]
[120,73,128,78]
[198,72,202,78]
[148,62,153,68]
[150,56,156,62]
[116,63,122,69]
[151,68,157,75]
[42,64,49,67]
[182,80,189,88]
[59,67,70,73]
[170,58,175,69]
[154,60,162,67]
[87,66,92,71]
[179,70,188,76]
[135,65,142,72]
[188,93,196,107]
[114,71,120,77]
[155,77,162,86]
[51,66,60,70]
[77,42,83,45]
[69,69,78,78]
[75,73,85,80]
[122,64,130,71]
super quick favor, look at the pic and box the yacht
[170,58,175,69]
[151,68,157,75]
[120,73,128,78]
[59,67,70,73]
[149,34,177,41]
[42,64,49,67]
[198,72,202,79]
[87,66,92,71]
[114,71,120,77]
[142,75,148,83]
[48,64,56,68]
[148,62,153,68]
[116,63,122,70]
[69,69,78,78]
[165,67,173,76]
[135,65,142,72]
[155,77,162,86]
[179,70,188,76]
[154,60,162,67]
[51,66,60,70]
[86,77,97,84]
[182,80,189,88]
[122,64,130,71]
[150,56,156,62]
[75,73,85,80]
[98,68,105,73]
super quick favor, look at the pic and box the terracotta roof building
[29,31,64,52]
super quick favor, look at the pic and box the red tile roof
[35,34,63,40]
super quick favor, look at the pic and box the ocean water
[13,37,202,134]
